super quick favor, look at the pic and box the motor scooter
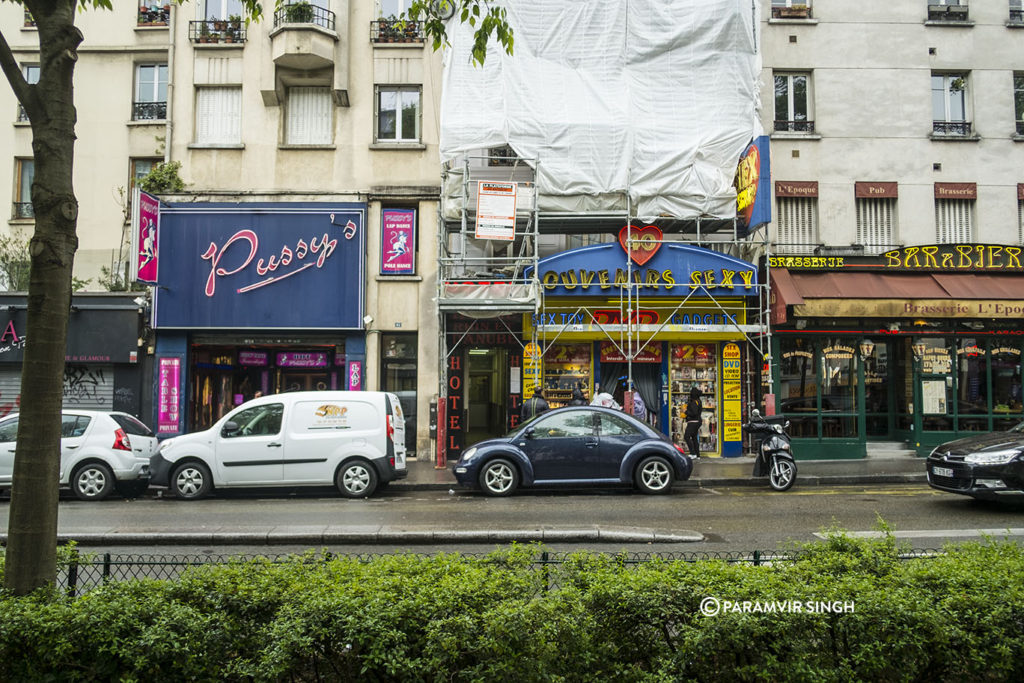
[744,409,797,491]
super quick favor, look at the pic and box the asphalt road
[2,483,1021,555]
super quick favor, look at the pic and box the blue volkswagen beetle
[452,406,692,496]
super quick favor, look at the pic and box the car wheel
[479,458,519,497]
[635,455,674,494]
[171,462,212,500]
[71,463,115,501]
[337,460,378,498]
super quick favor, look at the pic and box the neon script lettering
[202,229,339,296]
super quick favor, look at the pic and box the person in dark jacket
[568,384,588,406]
[684,386,702,458]
[521,387,550,421]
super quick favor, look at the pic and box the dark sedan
[452,406,692,496]
[927,422,1024,501]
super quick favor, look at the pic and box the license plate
[932,466,954,478]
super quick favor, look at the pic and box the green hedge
[1,536,1022,681]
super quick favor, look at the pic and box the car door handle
[267,442,282,448]
[65,445,78,449]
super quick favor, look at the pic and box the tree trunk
[1,1,81,595]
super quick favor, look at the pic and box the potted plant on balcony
[285,1,314,24]
[198,20,210,43]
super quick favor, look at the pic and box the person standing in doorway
[521,387,550,421]
[684,386,702,458]
[569,384,588,406]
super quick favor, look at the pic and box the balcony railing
[138,5,170,26]
[16,105,28,122]
[928,3,969,21]
[12,203,34,220]
[932,120,972,136]
[24,9,34,27]
[771,5,811,19]
[1012,9,1024,23]
[1016,120,1024,135]
[370,19,425,43]
[133,101,167,121]
[189,19,248,44]
[273,3,335,30]
[774,119,815,133]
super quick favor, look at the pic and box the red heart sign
[618,224,663,266]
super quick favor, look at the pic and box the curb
[23,527,706,547]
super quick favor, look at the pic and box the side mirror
[221,420,240,437]
[750,409,761,419]
[524,426,536,438]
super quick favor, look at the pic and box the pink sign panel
[157,357,180,434]
[348,361,363,390]
[238,350,269,366]
[380,209,415,275]
[277,351,328,368]
[136,191,160,283]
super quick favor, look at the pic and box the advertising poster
[380,208,416,275]
[475,181,517,241]
[348,361,363,391]
[132,190,160,283]
[721,342,743,456]
[157,357,181,434]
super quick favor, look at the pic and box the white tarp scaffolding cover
[440,0,763,221]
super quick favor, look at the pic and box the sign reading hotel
[475,181,517,241]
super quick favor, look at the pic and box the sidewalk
[399,452,929,490]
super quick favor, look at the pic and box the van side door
[213,402,285,485]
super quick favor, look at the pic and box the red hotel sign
[855,181,898,198]
[934,182,977,199]
[775,181,818,197]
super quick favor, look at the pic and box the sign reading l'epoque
[529,226,759,297]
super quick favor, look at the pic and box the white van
[149,391,407,499]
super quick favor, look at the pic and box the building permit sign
[475,181,517,241]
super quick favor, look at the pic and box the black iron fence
[774,119,815,133]
[12,202,33,219]
[132,101,167,121]
[273,2,335,31]
[933,120,973,136]
[370,19,425,43]
[188,19,248,44]
[51,548,945,597]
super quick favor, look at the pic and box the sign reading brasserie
[770,244,1024,272]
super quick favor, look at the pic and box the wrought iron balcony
[370,19,425,43]
[1012,9,1024,23]
[1016,120,1024,135]
[932,120,972,136]
[24,9,34,27]
[771,5,811,19]
[132,101,167,121]
[16,105,28,123]
[138,5,170,26]
[773,119,815,133]
[928,3,969,21]
[12,203,33,220]
[189,19,248,44]
[274,2,335,30]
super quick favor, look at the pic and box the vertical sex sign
[446,353,464,460]
[157,357,180,434]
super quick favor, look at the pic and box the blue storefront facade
[150,202,368,435]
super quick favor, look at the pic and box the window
[60,414,92,438]
[1015,72,1024,135]
[1019,193,1023,244]
[286,87,332,145]
[773,73,813,133]
[222,403,284,437]
[931,73,971,136]
[130,157,162,192]
[855,198,896,254]
[14,158,34,219]
[935,198,973,243]
[0,419,18,443]
[16,65,38,122]
[597,413,638,437]
[928,0,969,21]
[195,86,242,145]
[378,0,414,17]
[134,64,168,121]
[203,0,242,19]
[375,86,421,143]
[531,410,594,439]
[771,1,811,19]
[774,196,817,253]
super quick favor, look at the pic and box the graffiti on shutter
[62,364,115,409]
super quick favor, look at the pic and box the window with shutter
[775,197,818,254]
[1018,198,1023,244]
[855,198,896,255]
[196,86,241,144]
[286,87,332,144]
[934,199,973,243]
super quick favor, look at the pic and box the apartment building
[0,1,442,456]
[763,0,1024,456]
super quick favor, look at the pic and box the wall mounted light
[858,338,875,361]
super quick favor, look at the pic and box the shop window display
[778,337,818,438]
[543,344,591,409]
[956,338,988,432]
[991,345,1023,431]
[819,338,857,438]
[669,343,717,454]
[918,338,953,432]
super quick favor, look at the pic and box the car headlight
[964,450,1021,466]
[462,447,478,463]
[158,439,176,454]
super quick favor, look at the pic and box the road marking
[728,485,937,497]
[815,528,1024,540]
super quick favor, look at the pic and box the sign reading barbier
[770,244,1024,272]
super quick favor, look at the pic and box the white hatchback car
[0,410,158,501]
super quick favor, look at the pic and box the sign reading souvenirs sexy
[152,203,366,329]
[528,226,759,297]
